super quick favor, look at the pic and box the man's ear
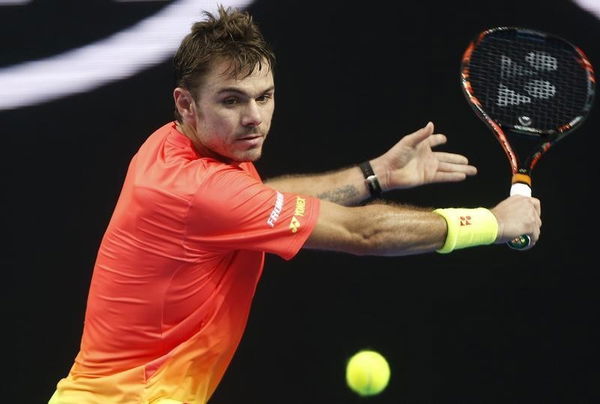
[173,87,196,122]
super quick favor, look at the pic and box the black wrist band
[359,161,382,198]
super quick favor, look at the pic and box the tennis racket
[460,26,595,250]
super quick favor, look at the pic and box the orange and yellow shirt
[50,122,320,404]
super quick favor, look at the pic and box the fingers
[491,195,542,247]
[403,122,451,150]
[436,162,477,175]
[424,121,434,134]
[520,196,542,243]
[432,172,470,182]
[432,163,477,182]
[403,122,435,147]
[427,134,447,148]
[436,154,478,178]
[435,152,470,166]
[434,166,477,182]
[529,197,542,245]
[533,196,541,217]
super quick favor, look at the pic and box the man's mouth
[236,134,264,147]
[238,133,262,140]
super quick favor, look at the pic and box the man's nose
[241,100,262,127]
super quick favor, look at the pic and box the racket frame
[460,26,595,249]
[461,26,595,186]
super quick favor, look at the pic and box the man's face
[189,59,275,163]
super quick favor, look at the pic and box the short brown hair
[173,5,276,122]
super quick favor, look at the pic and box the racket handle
[507,181,532,250]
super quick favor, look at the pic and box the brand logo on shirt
[460,216,472,226]
[289,197,306,233]
[289,216,301,233]
[267,192,284,227]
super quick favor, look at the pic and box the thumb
[404,121,434,147]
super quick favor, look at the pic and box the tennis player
[49,6,541,404]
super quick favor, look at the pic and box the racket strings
[467,32,592,134]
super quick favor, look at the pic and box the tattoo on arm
[316,185,360,204]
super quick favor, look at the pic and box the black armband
[359,161,382,198]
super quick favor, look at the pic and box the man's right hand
[490,195,542,249]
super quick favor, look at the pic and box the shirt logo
[289,216,301,233]
[460,216,472,226]
[289,197,306,233]
[267,191,284,227]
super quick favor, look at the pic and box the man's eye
[223,97,238,105]
[257,94,272,103]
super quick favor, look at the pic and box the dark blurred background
[3,0,599,403]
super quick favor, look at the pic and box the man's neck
[175,121,236,164]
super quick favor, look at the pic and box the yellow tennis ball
[345,349,391,396]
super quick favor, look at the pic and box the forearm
[306,200,504,256]
[305,201,447,256]
[265,165,372,206]
[350,204,447,256]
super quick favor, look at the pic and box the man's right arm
[303,195,541,256]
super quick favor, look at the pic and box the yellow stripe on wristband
[433,208,498,254]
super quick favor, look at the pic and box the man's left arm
[265,165,370,206]
[265,122,477,206]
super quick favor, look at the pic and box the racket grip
[507,181,532,250]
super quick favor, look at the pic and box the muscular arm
[266,123,540,255]
[304,200,447,256]
[265,166,370,206]
[303,195,542,256]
